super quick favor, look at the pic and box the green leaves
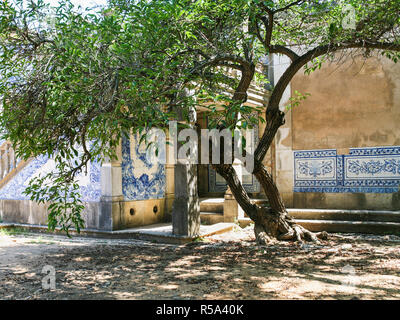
[285,90,311,111]
[304,56,325,75]
[382,51,400,64]
[1,0,399,235]
[23,157,85,236]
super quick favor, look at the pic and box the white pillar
[99,141,124,230]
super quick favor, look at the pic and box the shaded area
[0,228,399,300]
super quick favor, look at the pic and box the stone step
[245,199,269,217]
[252,199,269,206]
[237,217,400,235]
[200,212,224,225]
[296,219,400,235]
[199,198,224,213]
[287,209,400,223]
[199,198,269,214]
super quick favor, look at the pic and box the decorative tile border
[0,155,101,201]
[0,133,167,202]
[294,146,400,193]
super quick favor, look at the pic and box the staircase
[238,207,400,235]
[200,197,269,225]
[200,198,224,224]
[290,209,400,235]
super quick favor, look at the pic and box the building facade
[0,52,399,234]
[275,53,400,211]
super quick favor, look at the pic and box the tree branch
[189,53,250,76]
[254,40,400,164]
[274,1,305,13]
[258,0,305,14]
[270,45,299,61]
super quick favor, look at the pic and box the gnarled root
[254,207,328,245]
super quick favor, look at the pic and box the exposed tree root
[254,207,328,245]
[213,163,328,245]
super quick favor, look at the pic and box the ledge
[0,222,235,244]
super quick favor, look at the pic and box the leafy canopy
[0,0,399,233]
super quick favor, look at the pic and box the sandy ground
[0,226,399,300]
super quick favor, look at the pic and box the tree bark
[215,161,327,244]
[213,83,329,243]
[253,162,327,244]
[210,50,331,244]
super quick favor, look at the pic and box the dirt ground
[0,226,399,300]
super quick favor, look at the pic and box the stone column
[99,141,124,231]
[172,161,200,236]
[223,160,244,222]
[171,103,200,237]
[164,129,175,222]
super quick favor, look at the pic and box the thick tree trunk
[253,163,328,244]
[213,108,328,244]
[212,58,328,244]
[215,162,327,244]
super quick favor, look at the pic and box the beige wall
[275,53,400,210]
[292,54,400,150]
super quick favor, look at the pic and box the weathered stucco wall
[273,54,295,208]
[292,55,400,150]
[276,53,400,210]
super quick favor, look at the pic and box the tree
[0,0,399,242]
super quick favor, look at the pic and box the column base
[172,196,200,237]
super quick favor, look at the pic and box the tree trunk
[213,58,328,244]
[211,112,328,244]
[215,162,327,244]
[213,108,328,244]
[253,163,328,244]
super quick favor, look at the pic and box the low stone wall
[122,198,167,228]
[0,198,171,232]
[0,199,102,230]
[292,192,400,210]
